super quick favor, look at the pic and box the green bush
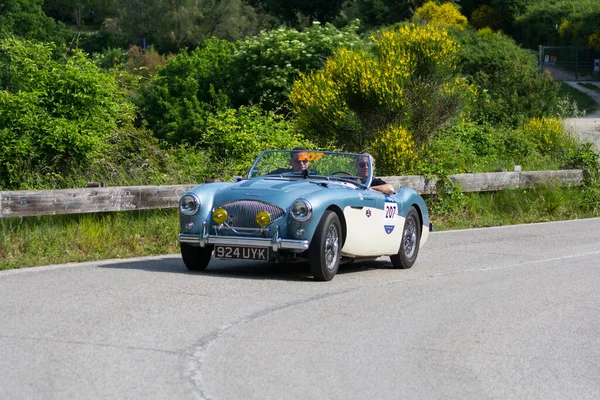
[140,38,236,145]
[0,0,70,45]
[0,37,136,189]
[454,28,560,127]
[230,20,364,110]
[202,105,314,174]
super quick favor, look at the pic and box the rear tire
[390,206,420,269]
[181,243,213,271]
[308,211,342,281]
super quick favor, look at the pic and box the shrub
[372,124,417,175]
[140,37,236,145]
[230,20,364,111]
[0,37,136,189]
[522,117,578,157]
[412,1,468,30]
[290,23,466,174]
[455,28,560,127]
[202,105,315,174]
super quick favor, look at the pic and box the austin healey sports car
[178,150,430,281]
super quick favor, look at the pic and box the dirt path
[562,81,600,150]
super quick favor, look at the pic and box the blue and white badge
[383,198,397,234]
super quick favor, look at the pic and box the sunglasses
[357,162,369,168]
[294,159,308,164]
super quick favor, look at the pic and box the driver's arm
[370,183,394,194]
[369,177,395,194]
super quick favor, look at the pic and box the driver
[268,147,317,175]
[356,153,395,194]
[290,148,310,173]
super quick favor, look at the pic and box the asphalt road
[1,218,600,399]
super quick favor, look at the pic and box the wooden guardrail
[0,170,584,218]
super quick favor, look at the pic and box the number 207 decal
[385,204,397,218]
[297,151,324,162]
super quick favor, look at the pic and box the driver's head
[356,153,374,179]
[290,147,309,172]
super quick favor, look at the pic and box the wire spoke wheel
[309,211,342,281]
[390,206,420,269]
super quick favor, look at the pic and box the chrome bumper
[178,223,309,251]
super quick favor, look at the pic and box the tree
[42,0,116,27]
[357,0,427,29]
[0,0,70,44]
[116,0,267,53]
[244,0,345,25]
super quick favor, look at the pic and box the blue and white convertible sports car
[178,150,430,281]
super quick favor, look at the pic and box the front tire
[308,211,342,281]
[181,243,213,271]
[390,206,420,269]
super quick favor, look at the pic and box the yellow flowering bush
[372,124,418,175]
[290,23,465,174]
[522,117,577,156]
[412,1,468,31]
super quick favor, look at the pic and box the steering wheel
[330,170,355,176]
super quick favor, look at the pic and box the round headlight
[212,208,228,224]
[290,199,312,222]
[180,194,200,216]
[256,210,271,227]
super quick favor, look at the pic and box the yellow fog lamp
[212,208,228,224]
[255,210,271,227]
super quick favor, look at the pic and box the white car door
[341,192,404,257]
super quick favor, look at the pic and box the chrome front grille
[217,200,285,228]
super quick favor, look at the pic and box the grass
[431,185,599,230]
[2,185,599,270]
[578,82,600,95]
[0,209,180,270]
[559,82,598,115]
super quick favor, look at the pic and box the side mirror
[233,176,243,182]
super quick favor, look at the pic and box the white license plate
[214,245,269,261]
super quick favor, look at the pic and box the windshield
[246,150,374,187]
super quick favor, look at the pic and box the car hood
[212,177,333,207]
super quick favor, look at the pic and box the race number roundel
[384,198,397,234]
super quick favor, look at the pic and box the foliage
[42,0,116,27]
[522,117,577,158]
[454,27,560,127]
[230,20,364,110]
[412,1,467,30]
[372,124,417,175]
[469,5,502,30]
[77,23,129,55]
[356,0,427,30]
[461,0,531,38]
[115,0,268,53]
[244,0,345,25]
[141,22,364,144]
[290,23,466,173]
[0,37,135,189]
[0,0,71,45]
[140,37,236,144]
[201,106,315,174]
[514,0,600,49]
[564,142,600,212]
